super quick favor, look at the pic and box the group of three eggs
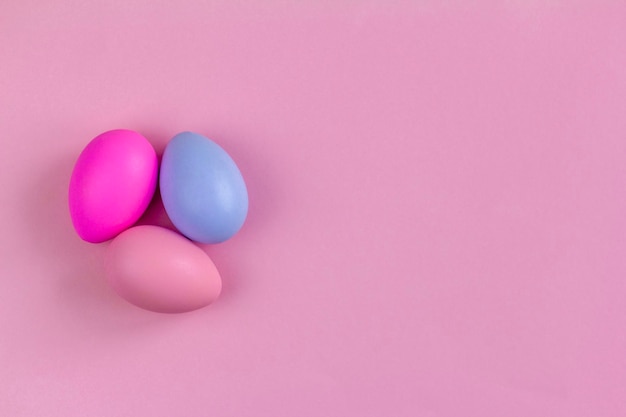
[68,130,248,313]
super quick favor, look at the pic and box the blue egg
[160,132,248,244]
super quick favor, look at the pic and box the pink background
[1,1,626,416]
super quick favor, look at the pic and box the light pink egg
[69,129,157,243]
[105,225,222,313]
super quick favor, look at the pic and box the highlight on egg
[104,225,222,313]
[69,129,158,243]
[159,131,249,244]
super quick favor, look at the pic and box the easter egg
[160,131,248,244]
[104,225,222,313]
[69,129,158,243]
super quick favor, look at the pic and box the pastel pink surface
[105,225,221,313]
[1,1,626,417]
[69,129,157,242]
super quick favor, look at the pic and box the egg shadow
[135,127,172,158]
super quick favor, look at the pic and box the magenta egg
[104,225,222,313]
[69,129,158,243]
